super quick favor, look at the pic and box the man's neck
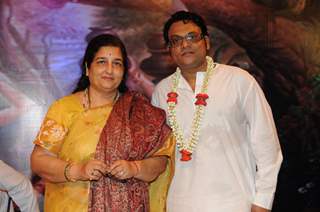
[180,63,207,92]
[181,71,197,92]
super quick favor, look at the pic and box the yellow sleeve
[149,134,175,212]
[33,100,68,155]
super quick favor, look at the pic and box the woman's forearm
[31,146,107,183]
[30,146,68,183]
[32,145,168,183]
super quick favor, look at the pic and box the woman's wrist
[132,161,141,178]
[64,162,76,182]
[64,162,83,182]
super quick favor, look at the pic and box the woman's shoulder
[131,91,166,117]
[122,91,167,126]
[122,91,163,111]
[51,92,83,111]
[44,93,84,125]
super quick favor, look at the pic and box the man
[0,160,39,212]
[152,11,283,212]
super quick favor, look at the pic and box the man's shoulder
[217,63,250,75]
[216,63,255,82]
[151,73,175,106]
[153,73,175,93]
[156,73,175,87]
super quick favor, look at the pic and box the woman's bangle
[64,162,76,182]
[132,161,141,177]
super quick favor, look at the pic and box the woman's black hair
[73,34,128,93]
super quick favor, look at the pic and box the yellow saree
[34,93,174,212]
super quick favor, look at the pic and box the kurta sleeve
[0,160,39,212]
[33,100,68,155]
[149,134,175,212]
[242,78,283,209]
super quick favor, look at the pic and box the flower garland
[167,56,216,161]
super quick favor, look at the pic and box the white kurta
[0,160,39,212]
[152,64,283,212]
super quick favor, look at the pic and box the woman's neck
[87,87,118,108]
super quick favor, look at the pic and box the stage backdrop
[0,0,319,211]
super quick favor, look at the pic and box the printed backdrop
[0,0,319,211]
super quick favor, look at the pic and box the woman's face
[87,46,124,93]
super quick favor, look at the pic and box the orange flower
[180,149,192,161]
[167,92,178,104]
[195,93,209,106]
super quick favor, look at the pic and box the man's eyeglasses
[168,32,204,48]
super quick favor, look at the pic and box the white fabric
[0,192,13,212]
[0,160,39,212]
[152,64,283,212]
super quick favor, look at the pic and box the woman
[31,34,174,212]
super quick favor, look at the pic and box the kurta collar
[177,71,206,95]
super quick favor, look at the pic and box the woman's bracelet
[132,161,141,177]
[64,162,76,182]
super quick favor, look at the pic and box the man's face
[168,21,210,71]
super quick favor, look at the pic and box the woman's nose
[105,62,113,73]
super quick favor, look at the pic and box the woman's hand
[71,160,107,181]
[31,146,109,183]
[108,160,138,180]
[107,156,167,182]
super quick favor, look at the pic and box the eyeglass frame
[167,32,204,48]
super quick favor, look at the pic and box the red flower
[167,92,178,104]
[195,93,209,106]
[180,149,192,161]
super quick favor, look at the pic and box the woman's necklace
[82,88,119,111]
[167,56,216,161]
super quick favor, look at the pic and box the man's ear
[204,36,210,51]
[167,46,172,56]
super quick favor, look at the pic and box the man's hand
[251,204,270,212]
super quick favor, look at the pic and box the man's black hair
[163,10,209,46]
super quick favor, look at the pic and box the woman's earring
[85,62,89,76]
